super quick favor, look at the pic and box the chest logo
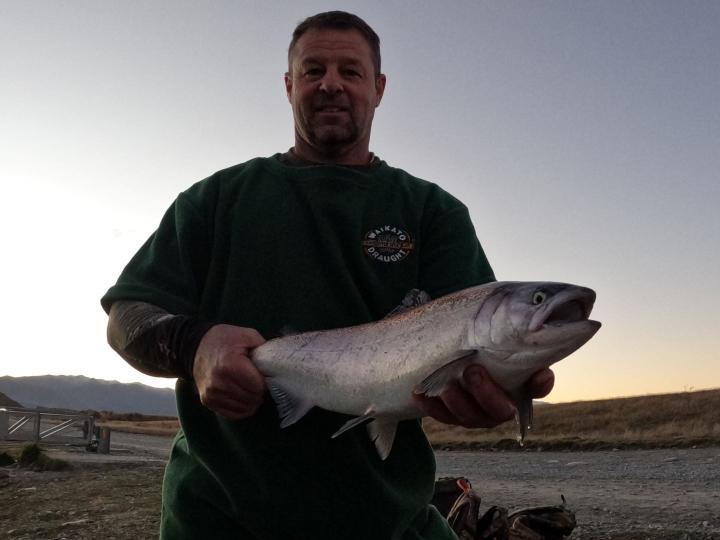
[362,225,415,263]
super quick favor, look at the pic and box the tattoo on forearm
[107,301,213,380]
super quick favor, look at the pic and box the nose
[318,69,343,94]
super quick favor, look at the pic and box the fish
[250,281,601,459]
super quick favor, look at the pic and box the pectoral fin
[267,379,314,428]
[415,351,478,397]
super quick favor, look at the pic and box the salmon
[251,281,601,459]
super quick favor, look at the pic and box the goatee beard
[308,125,358,154]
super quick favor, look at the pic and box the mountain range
[0,391,22,408]
[0,375,177,416]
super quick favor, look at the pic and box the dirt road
[436,448,720,539]
[1,435,718,539]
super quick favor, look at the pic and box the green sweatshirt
[102,154,495,539]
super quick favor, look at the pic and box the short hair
[288,11,382,76]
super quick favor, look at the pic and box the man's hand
[412,366,554,428]
[192,324,266,420]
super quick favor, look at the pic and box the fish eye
[532,291,547,305]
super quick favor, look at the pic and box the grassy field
[97,388,720,450]
[97,418,179,437]
[424,387,720,450]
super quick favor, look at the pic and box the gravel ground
[0,461,165,539]
[2,437,718,539]
[435,448,720,539]
[0,434,171,540]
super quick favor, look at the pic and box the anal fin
[367,419,398,460]
[330,410,399,460]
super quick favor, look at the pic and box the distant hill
[0,391,22,408]
[0,375,177,416]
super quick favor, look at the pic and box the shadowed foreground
[436,447,720,539]
[1,442,718,539]
[0,461,164,539]
[2,389,719,538]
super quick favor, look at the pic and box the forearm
[106,301,214,379]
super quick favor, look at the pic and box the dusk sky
[2,1,718,403]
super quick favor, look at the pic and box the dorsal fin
[277,325,300,337]
[384,289,431,318]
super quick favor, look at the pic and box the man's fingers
[234,327,266,349]
[527,368,554,399]
[202,380,264,405]
[439,381,492,428]
[414,383,511,429]
[463,365,516,422]
[415,366,556,429]
[199,365,266,416]
[200,387,263,417]
[192,324,268,416]
[412,393,458,425]
[206,357,265,396]
[210,404,259,421]
[235,360,267,396]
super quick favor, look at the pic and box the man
[102,11,553,539]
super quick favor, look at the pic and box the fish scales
[254,293,477,409]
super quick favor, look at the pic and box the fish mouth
[529,287,599,333]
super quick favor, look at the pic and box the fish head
[471,282,601,382]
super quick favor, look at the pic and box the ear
[284,72,293,102]
[374,74,387,107]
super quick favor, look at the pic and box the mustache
[312,97,350,109]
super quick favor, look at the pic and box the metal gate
[0,407,95,446]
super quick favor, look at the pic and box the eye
[532,291,547,305]
[304,68,323,78]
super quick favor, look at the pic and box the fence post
[97,427,111,454]
[34,412,41,442]
[81,416,94,444]
[0,409,8,441]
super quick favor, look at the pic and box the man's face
[285,28,386,160]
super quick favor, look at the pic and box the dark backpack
[432,477,576,540]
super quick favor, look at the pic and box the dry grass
[96,419,179,437]
[95,411,180,437]
[96,412,177,422]
[423,387,720,451]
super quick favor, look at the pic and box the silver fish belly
[250,281,601,459]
